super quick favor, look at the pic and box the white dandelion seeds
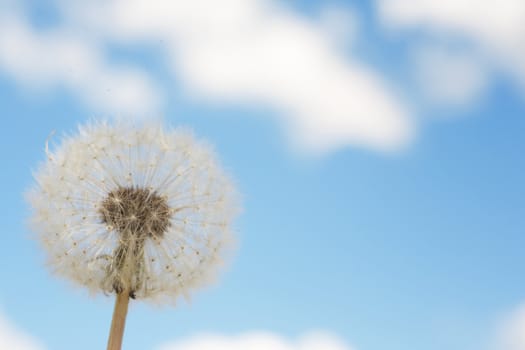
[27,121,240,349]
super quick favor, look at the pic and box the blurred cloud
[496,303,525,350]
[157,331,354,350]
[0,0,413,154]
[0,311,44,350]
[378,0,525,48]
[378,0,525,103]
[412,45,488,107]
[318,6,360,48]
[0,15,162,117]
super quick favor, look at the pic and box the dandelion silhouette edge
[27,121,239,304]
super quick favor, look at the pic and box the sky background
[0,0,525,350]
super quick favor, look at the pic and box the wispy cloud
[0,12,161,117]
[412,45,488,107]
[378,0,525,105]
[378,0,525,48]
[496,303,525,350]
[0,311,44,350]
[157,331,354,350]
[0,0,412,154]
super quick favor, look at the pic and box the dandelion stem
[107,291,130,350]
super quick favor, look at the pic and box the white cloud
[412,46,488,107]
[0,14,162,117]
[378,0,525,99]
[157,331,354,350]
[0,311,44,350]
[496,303,525,350]
[167,6,412,153]
[318,6,360,47]
[0,0,412,154]
[378,0,525,47]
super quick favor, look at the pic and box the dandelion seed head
[27,121,240,304]
[99,186,172,239]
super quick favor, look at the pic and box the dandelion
[27,121,239,350]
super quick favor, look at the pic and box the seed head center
[99,186,171,239]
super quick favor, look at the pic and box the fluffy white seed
[27,121,239,304]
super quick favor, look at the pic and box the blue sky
[0,1,524,350]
